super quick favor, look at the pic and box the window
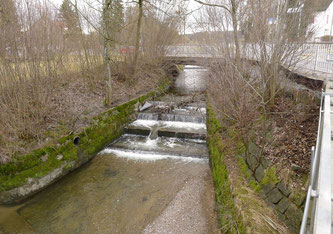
[328,15,330,24]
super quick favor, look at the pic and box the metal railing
[295,43,333,74]
[300,92,331,234]
[167,43,333,76]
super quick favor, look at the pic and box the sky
[49,0,199,8]
[48,0,202,33]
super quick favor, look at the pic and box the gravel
[143,166,220,234]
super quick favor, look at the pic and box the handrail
[300,93,331,234]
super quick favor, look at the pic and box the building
[309,0,333,41]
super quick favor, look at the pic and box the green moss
[261,166,279,185]
[238,157,250,178]
[0,78,171,193]
[206,103,246,233]
[249,179,261,192]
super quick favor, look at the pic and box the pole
[330,12,333,41]
[297,3,304,37]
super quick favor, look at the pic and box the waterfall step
[124,127,206,140]
[158,130,206,140]
[100,148,209,161]
[124,128,151,136]
[137,113,206,123]
[125,120,206,140]
[110,135,208,157]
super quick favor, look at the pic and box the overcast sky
[48,0,202,33]
[48,0,200,8]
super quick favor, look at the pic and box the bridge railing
[295,43,333,74]
[300,92,331,234]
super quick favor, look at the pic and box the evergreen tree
[59,0,81,39]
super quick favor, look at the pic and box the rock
[266,188,283,204]
[261,157,270,168]
[262,182,275,194]
[277,182,291,197]
[285,204,302,227]
[41,155,48,162]
[246,153,258,171]
[291,163,306,173]
[276,197,290,214]
[246,142,260,171]
[134,102,140,111]
[290,191,306,207]
[248,142,259,159]
[140,102,152,112]
[277,211,286,222]
[112,110,120,116]
[255,165,265,182]
[27,178,34,184]
[56,154,64,160]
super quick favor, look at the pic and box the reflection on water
[175,65,207,94]
[0,154,208,233]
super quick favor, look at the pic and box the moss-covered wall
[206,104,246,233]
[239,141,305,233]
[0,78,171,204]
[207,97,306,233]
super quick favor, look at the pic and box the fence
[296,43,333,74]
[300,93,331,234]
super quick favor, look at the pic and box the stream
[0,65,219,234]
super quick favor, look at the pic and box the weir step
[102,147,209,160]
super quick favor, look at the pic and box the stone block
[290,191,306,207]
[248,141,259,158]
[285,204,302,228]
[255,164,265,181]
[276,197,290,214]
[277,211,286,222]
[261,157,270,168]
[262,182,275,194]
[266,188,283,204]
[246,153,258,171]
[277,182,291,197]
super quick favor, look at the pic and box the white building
[310,0,333,41]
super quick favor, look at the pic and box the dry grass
[0,60,165,163]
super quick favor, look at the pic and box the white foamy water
[99,149,208,163]
[130,120,206,131]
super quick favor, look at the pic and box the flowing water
[0,65,217,234]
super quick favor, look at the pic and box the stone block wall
[241,141,306,233]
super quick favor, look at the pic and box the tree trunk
[132,0,143,81]
[231,0,240,62]
[103,0,112,106]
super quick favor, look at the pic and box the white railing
[168,43,333,76]
[295,43,333,74]
[300,92,331,234]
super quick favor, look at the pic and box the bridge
[166,44,333,234]
[166,44,333,82]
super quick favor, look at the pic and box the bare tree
[102,0,113,106]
